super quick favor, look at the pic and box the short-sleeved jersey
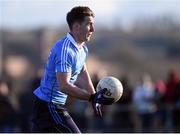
[33,33,88,105]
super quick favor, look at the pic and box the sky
[0,0,180,29]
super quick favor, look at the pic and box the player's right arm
[56,72,114,105]
[56,72,92,101]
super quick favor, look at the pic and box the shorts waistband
[34,95,66,110]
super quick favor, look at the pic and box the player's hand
[89,88,114,117]
[89,88,114,105]
[92,103,102,117]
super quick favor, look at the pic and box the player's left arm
[75,63,96,94]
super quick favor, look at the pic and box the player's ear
[72,22,80,31]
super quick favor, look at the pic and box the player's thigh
[32,98,54,132]
[52,109,81,133]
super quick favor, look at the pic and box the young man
[32,6,114,133]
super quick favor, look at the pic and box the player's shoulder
[54,37,67,47]
[52,37,69,51]
[52,36,75,57]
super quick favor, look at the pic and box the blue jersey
[33,33,88,105]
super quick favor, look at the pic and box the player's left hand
[89,88,114,117]
[89,88,114,105]
[92,103,102,117]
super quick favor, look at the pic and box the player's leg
[32,96,81,133]
[31,96,55,132]
[48,103,81,133]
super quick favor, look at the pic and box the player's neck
[69,32,84,48]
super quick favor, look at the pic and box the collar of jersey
[67,33,85,51]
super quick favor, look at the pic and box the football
[96,76,123,103]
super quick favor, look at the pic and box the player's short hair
[66,6,95,30]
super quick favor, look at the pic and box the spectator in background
[132,73,157,132]
[174,80,180,131]
[164,69,179,103]
[18,69,43,132]
[163,69,179,131]
[155,80,167,99]
[0,79,16,132]
[154,79,167,131]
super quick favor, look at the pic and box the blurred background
[0,0,180,132]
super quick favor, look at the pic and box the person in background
[164,69,180,131]
[164,70,179,103]
[0,79,16,132]
[132,74,157,132]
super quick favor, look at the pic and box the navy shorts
[31,96,81,133]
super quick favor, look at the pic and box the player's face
[78,16,95,42]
